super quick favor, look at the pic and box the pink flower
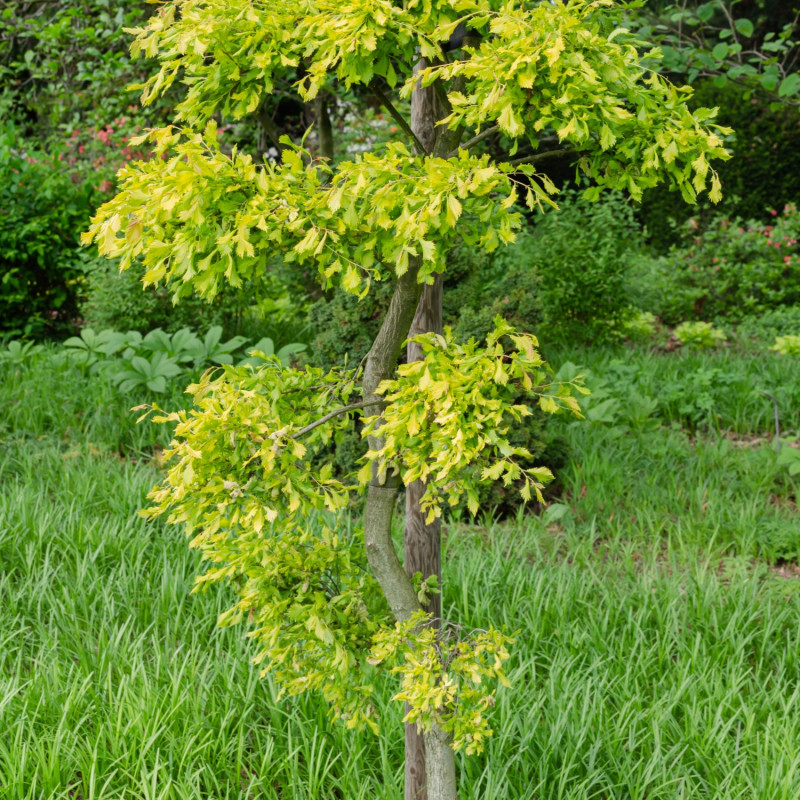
[712,257,718,264]
[78,145,85,154]
[785,256,792,264]
[771,209,778,216]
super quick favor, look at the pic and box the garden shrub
[737,306,800,345]
[771,335,800,357]
[634,203,800,324]
[527,189,642,342]
[674,321,727,349]
[0,126,97,338]
[80,260,253,336]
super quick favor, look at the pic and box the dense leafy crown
[85,0,731,302]
[83,0,731,753]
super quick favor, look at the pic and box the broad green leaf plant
[83,2,730,797]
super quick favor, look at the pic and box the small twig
[759,390,781,452]
[448,124,500,157]
[506,148,574,167]
[291,400,370,439]
[370,82,426,156]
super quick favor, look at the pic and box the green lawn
[3,342,800,799]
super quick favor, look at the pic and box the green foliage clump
[80,260,251,336]
[84,130,530,303]
[0,127,97,338]
[370,616,513,755]
[737,306,800,345]
[363,321,583,520]
[619,311,658,342]
[527,190,644,341]
[674,321,727,349]
[635,203,800,324]
[770,336,800,357]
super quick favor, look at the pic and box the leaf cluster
[363,318,585,520]
[83,126,532,301]
[370,613,514,755]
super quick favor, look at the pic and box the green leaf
[712,43,729,61]
[760,72,780,92]
[733,18,754,38]
[778,73,800,98]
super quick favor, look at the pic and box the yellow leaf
[446,194,463,226]
[545,36,564,65]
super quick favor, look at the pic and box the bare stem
[507,147,574,166]
[290,400,370,439]
[448,124,499,157]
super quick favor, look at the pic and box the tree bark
[424,726,457,800]
[362,265,424,621]
[405,62,454,800]
[403,276,444,800]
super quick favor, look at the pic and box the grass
[3,340,800,798]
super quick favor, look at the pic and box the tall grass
[3,342,800,798]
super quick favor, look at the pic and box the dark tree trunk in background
[316,94,334,164]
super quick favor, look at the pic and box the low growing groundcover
[3,343,800,799]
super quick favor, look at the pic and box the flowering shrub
[640,204,800,324]
[59,110,153,197]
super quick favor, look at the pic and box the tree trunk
[405,63,454,800]
[316,94,334,164]
[403,276,444,800]
[404,274,444,627]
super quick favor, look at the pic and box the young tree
[84,2,729,798]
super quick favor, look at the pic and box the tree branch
[361,262,425,623]
[370,82,427,156]
[506,148,575,166]
[290,400,370,439]
[448,124,500,157]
